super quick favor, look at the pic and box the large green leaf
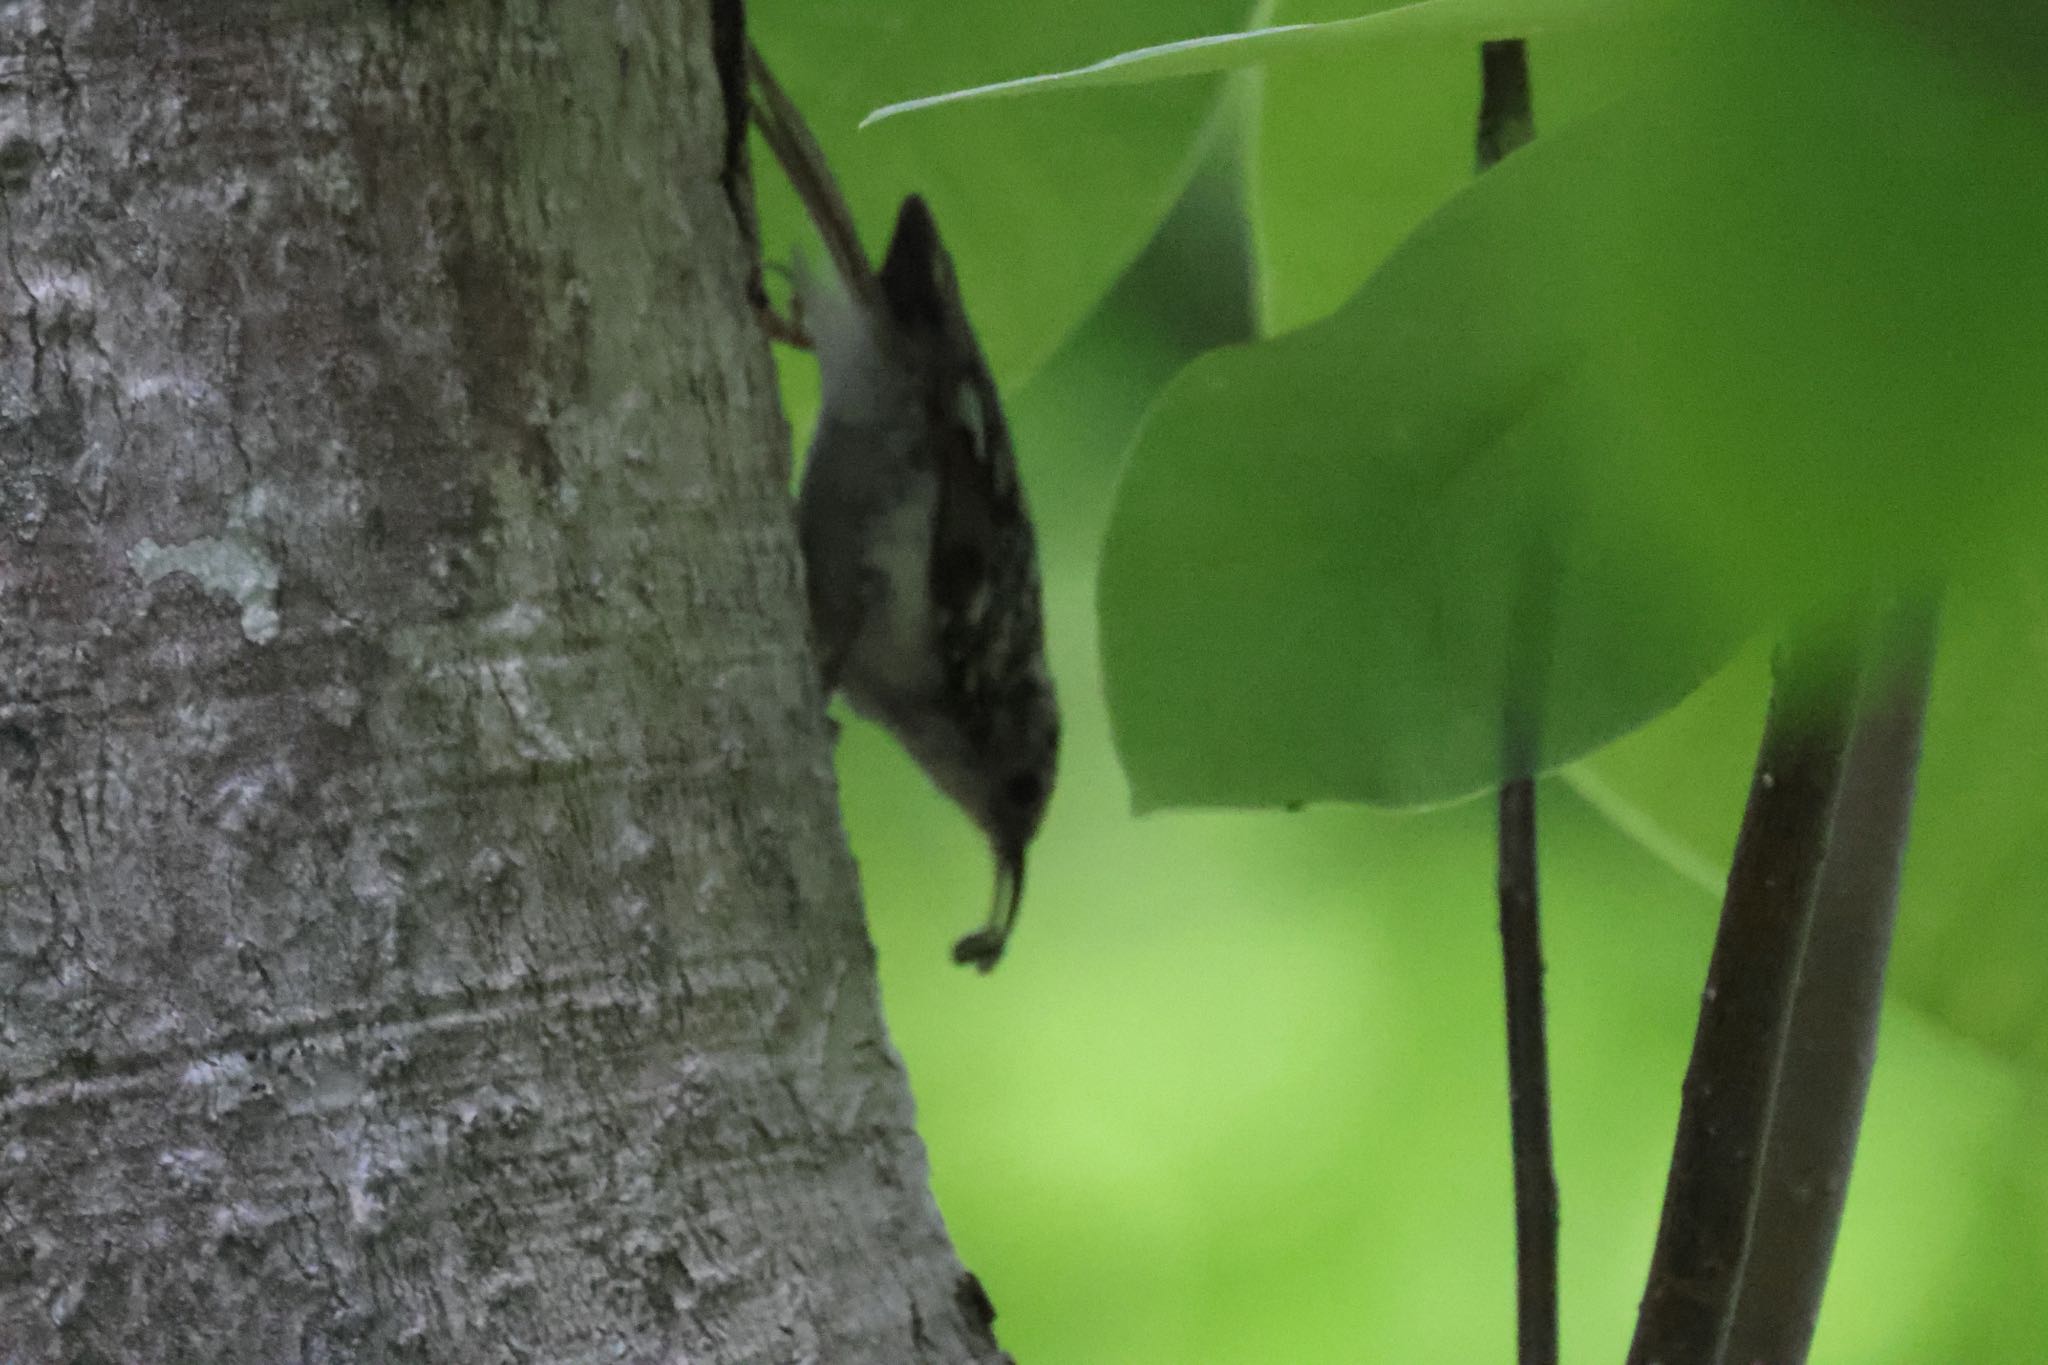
[1254,0,1677,332]
[1251,0,1478,336]
[1548,3,2048,610]
[749,1,1247,384]
[849,0,1678,339]
[1100,117,1751,811]
[860,0,1653,126]
[1102,1,2048,812]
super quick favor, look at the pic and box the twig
[1477,40,1536,174]
[1725,592,1940,1364]
[1627,614,1868,1365]
[1477,38,1557,1365]
[746,44,885,319]
[1497,775,1558,1365]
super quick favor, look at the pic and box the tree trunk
[0,4,1003,1360]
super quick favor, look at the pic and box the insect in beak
[951,847,1024,973]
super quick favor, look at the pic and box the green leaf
[854,0,1680,341]
[750,1,1246,383]
[1251,0,1479,337]
[1099,119,1752,812]
[1102,1,2048,813]
[1253,0,1678,332]
[861,0,1654,127]
[1545,2,2048,612]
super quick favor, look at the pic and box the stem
[747,44,886,318]
[1627,617,1868,1365]
[1498,776,1559,1365]
[1477,38,1556,1365]
[1477,39,1536,174]
[1725,593,1940,1363]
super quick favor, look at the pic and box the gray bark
[0,3,1004,1361]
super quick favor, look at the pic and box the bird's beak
[951,846,1025,973]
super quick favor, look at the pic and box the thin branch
[746,44,885,318]
[1477,38,1557,1365]
[1725,591,1941,1364]
[1477,40,1536,174]
[1497,776,1558,1365]
[1628,615,1869,1365]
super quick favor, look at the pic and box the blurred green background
[749,1,2048,1359]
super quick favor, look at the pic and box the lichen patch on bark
[128,534,283,643]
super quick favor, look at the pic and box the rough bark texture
[0,3,1004,1360]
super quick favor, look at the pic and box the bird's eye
[1004,771,1044,809]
